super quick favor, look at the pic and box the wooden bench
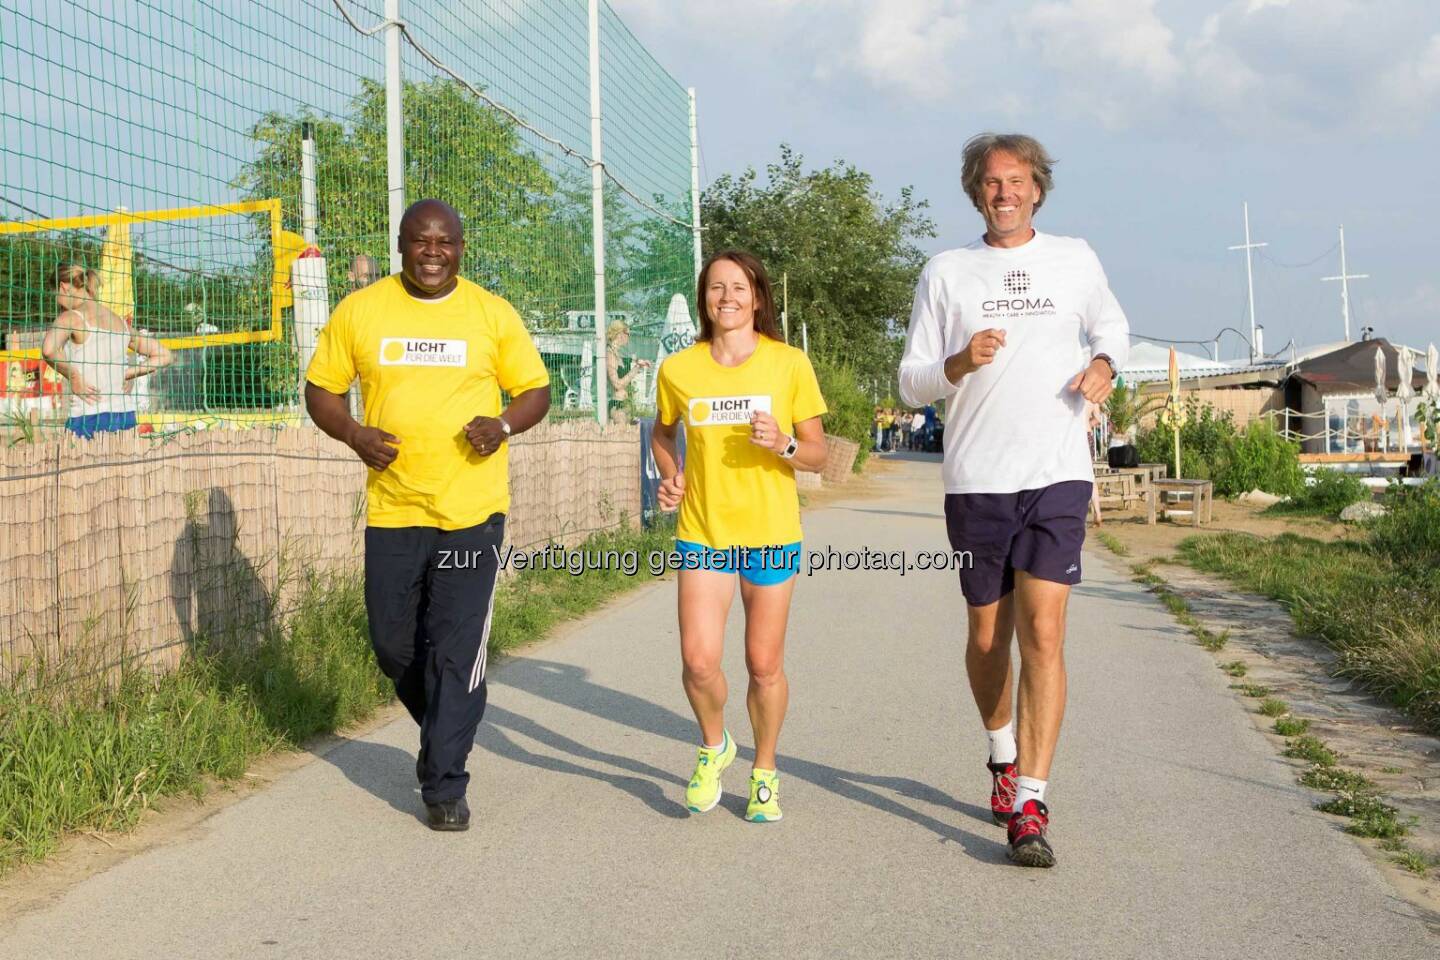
[1154,478,1214,526]
[1094,471,1158,524]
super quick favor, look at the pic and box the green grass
[1220,660,1248,677]
[1388,848,1433,875]
[0,572,378,874]
[1131,565,1236,651]
[1314,784,1410,841]
[1196,628,1230,652]
[1283,735,1337,766]
[487,520,676,657]
[1381,765,1405,775]
[1232,682,1272,698]
[1347,807,1411,840]
[1274,716,1310,736]
[1178,529,1440,734]
[1130,562,1163,588]
[1302,766,1375,793]
[0,519,677,876]
[1096,531,1129,556]
[1259,698,1289,717]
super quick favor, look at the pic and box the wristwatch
[1093,354,1116,379]
[779,434,799,459]
[498,416,513,437]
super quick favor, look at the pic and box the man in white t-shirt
[898,133,1129,868]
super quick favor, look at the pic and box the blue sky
[612,0,1440,361]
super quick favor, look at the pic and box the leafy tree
[701,145,936,385]
[233,77,584,324]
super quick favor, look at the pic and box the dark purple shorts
[944,480,1092,607]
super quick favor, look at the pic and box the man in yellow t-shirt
[305,199,550,832]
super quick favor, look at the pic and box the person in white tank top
[41,263,172,438]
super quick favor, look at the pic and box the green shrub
[1369,479,1440,576]
[813,358,872,472]
[1213,420,1303,498]
[1135,400,1236,480]
[1288,469,1368,515]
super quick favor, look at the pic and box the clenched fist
[945,328,1007,382]
[348,425,401,472]
[658,460,686,512]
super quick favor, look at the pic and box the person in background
[347,253,380,292]
[606,319,651,425]
[910,409,926,450]
[42,263,172,439]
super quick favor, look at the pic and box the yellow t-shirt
[656,336,827,549]
[306,275,549,530]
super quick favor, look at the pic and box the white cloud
[610,0,1440,136]
[851,1,970,99]
[1015,0,1180,128]
[1020,0,1179,85]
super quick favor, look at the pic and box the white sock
[985,722,1017,765]
[702,731,726,751]
[1013,776,1047,812]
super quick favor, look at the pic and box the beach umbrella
[1158,346,1188,477]
[1396,346,1416,450]
[1373,347,1390,452]
[1373,347,1388,406]
[1396,346,1416,401]
[1423,344,1440,451]
[98,209,135,324]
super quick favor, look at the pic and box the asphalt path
[3,457,1434,959]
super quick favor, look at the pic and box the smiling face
[398,202,463,298]
[977,150,1041,248]
[704,258,757,337]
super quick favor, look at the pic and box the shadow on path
[484,657,1005,862]
[317,737,422,820]
[836,507,945,521]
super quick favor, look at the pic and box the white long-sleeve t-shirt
[898,231,1130,494]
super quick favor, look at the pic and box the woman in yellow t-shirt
[652,250,828,823]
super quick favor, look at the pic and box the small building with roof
[1281,338,1427,455]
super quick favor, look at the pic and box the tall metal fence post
[385,0,405,275]
[301,122,318,245]
[589,0,608,425]
[689,87,702,283]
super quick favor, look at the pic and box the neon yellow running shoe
[685,730,736,813]
[745,768,782,822]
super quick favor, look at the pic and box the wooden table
[1153,478,1214,526]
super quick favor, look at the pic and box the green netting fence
[1,0,698,431]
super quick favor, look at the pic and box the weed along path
[2,457,1434,959]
